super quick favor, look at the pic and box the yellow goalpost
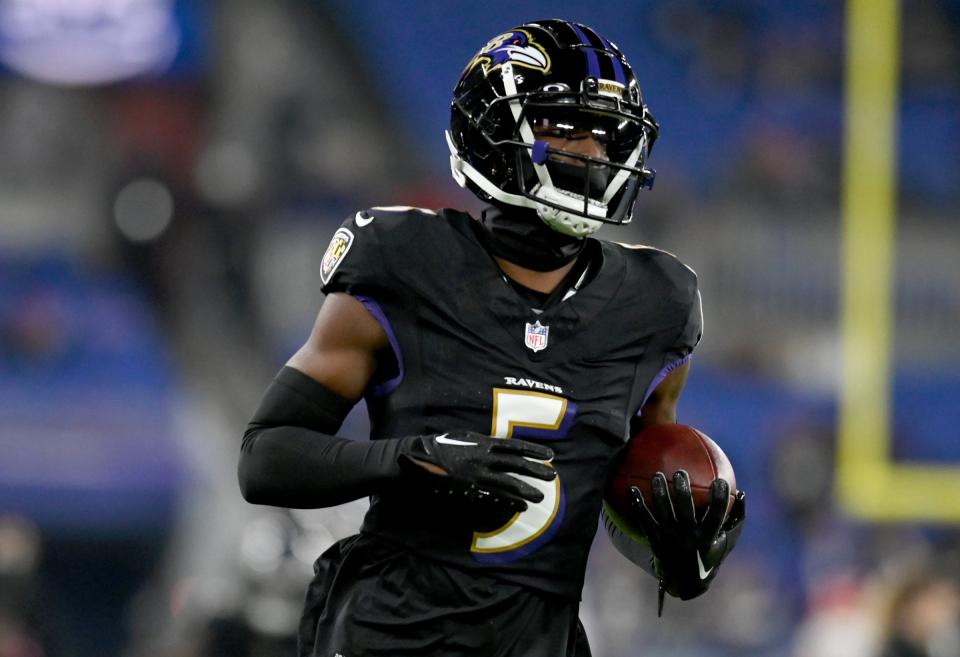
[838,0,960,521]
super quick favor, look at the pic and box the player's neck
[476,206,585,272]
[494,257,577,294]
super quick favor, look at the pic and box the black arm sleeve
[238,366,406,509]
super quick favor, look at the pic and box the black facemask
[476,205,585,272]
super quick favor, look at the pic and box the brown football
[605,423,737,521]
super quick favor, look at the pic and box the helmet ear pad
[450,104,514,194]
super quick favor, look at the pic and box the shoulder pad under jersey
[612,242,703,351]
[319,206,439,295]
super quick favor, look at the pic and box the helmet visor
[524,106,646,166]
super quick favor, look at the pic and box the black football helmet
[447,19,659,237]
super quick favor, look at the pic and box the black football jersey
[318,207,702,599]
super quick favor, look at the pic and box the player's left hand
[628,471,746,614]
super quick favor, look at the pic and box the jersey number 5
[470,388,573,561]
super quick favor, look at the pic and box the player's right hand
[398,432,556,513]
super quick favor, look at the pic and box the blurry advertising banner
[0,0,206,85]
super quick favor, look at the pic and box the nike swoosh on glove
[628,470,746,615]
[398,431,556,513]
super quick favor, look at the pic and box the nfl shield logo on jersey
[524,320,549,352]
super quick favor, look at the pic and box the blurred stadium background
[1,0,958,656]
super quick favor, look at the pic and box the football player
[239,18,745,657]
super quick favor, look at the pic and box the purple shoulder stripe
[354,295,405,397]
[637,354,693,414]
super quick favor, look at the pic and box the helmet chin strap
[447,132,598,239]
[446,130,537,209]
[446,117,587,269]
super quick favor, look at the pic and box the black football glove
[398,431,556,514]
[629,470,746,616]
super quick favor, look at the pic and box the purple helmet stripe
[577,23,606,48]
[586,27,628,84]
[593,30,614,50]
[606,53,627,84]
[569,23,601,79]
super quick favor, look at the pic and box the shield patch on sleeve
[320,227,354,285]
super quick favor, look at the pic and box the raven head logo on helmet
[467,30,551,75]
[447,19,659,238]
